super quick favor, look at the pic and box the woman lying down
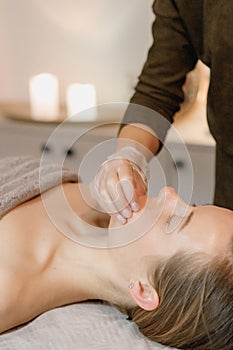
[0,156,232,350]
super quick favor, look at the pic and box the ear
[128,281,159,311]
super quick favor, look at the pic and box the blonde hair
[127,252,233,350]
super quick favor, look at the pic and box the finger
[95,174,121,215]
[133,166,148,196]
[98,182,128,225]
[93,160,128,223]
[105,170,132,219]
[118,163,140,213]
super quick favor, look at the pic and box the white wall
[0,0,154,106]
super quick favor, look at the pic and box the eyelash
[166,204,196,225]
[166,215,175,226]
[165,214,180,234]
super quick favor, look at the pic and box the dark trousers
[214,146,233,210]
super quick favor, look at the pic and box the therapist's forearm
[118,123,160,161]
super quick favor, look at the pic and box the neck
[54,237,130,307]
[42,182,133,309]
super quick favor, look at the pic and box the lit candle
[29,73,60,121]
[66,83,97,121]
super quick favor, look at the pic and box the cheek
[137,225,165,256]
[143,227,192,258]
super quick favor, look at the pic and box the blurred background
[0,0,154,106]
[0,0,216,205]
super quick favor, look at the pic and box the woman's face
[109,187,233,269]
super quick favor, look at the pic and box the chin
[109,216,122,229]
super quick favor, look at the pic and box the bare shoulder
[0,266,44,334]
[0,267,24,333]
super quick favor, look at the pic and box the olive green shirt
[123,0,233,209]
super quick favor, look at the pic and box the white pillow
[0,303,175,350]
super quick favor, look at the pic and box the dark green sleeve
[122,0,198,140]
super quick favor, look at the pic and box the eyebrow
[179,210,194,232]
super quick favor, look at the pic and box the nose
[158,186,178,201]
[157,186,189,209]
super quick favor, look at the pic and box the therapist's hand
[91,147,149,224]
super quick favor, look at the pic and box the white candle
[29,73,59,121]
[66,83,97,121]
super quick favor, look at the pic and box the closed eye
[166,215,183,233]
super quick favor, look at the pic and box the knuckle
[105,177,118,193]
[97,187,108,198]
[120,173,134,186]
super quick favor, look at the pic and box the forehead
[183,205,233,254]
[197,205,233,227]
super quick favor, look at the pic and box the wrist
[107,146,150,180]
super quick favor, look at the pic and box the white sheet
[0,303,176,350]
